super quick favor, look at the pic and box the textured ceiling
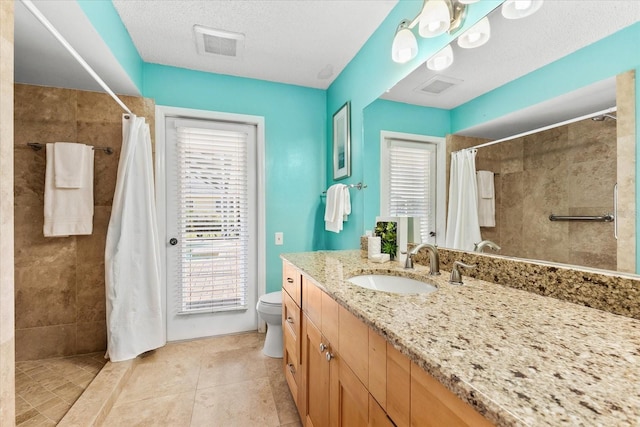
[112,0,398,89]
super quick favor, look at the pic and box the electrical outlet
[275,232,284,245]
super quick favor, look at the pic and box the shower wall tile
[14,84,155,360]
[14,85,77,124]
[617,71,636,273]
[76,263,106,323]
[13,147,46,207]
[15,325,76,360]
[0,0,15,423]
[14,263,77,329]
[77,91,124,124]
[567,158,616,208]
[76,321,107,354]
[76,207,111,265]
[14,205,77,269]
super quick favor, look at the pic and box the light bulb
[392,27,418,63]
[457,17,491,49]
[419,0,451,38]
[426,44,454,71]
[501,0,544,19]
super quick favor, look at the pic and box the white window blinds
[386,140,435,243]
[176,124,249,314]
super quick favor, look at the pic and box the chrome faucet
[449,261,476,285]
[474,240,501,253]
[404,243,440,276]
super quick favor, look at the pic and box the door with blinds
[165,117,258,341]
[381,137,438,244]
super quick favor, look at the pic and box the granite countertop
[280,250,640,427]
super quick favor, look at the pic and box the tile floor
[103,332,301,427]
[15,352,107,426]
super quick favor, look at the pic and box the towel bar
[321,182,367,195]
[27,142,114,155]
[549,213,614,222]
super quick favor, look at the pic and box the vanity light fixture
[426,44,454,70]
[457,16,490,49]
[457,0,479,4]
[391,0,468,64]
[501,0,544,19]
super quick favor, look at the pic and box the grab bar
[614,183,618,240]
[549,214,614,222]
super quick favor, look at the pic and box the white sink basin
[347,275,437,294]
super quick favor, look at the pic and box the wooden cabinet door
[410,362,494,427]
[330,353,369,427]
[387,343,411,427]
[303,315,330,427]
[369,394,395,427]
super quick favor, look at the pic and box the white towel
[476,171,495,227]
[324,184,350,233]
[53,142,87,188]
[44,143,95,237]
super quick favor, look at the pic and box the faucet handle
[449,261,476,285]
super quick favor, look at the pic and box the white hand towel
[53,142,87,188]
[325,184,348,233]
[44,143,95,237]
[476,171,495,227]
[476,170,494,199]
[342,185,351,220]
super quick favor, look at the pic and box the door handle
[169,238,178,246]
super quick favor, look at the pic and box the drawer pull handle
[286,316,294,324]
[325,351,333,362]
[319,343,327,352]
[287,363,296,375]
[287,278,294,283]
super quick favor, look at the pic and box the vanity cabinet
[282,260,493,427]
[282,261,303,413]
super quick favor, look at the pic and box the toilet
[256,291,283,358]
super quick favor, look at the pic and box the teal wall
[362,99,449,229]
[144,64,327,293]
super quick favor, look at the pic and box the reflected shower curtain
[105,114,165,362]
[445,149,481,251]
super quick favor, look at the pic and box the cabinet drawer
[283,346,299,407]
[283,291,301,361]
[282,261,301,305]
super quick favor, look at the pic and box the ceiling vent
[194,25,245,59]
[415,75,463,96]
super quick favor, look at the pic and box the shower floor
[15,352,107,426]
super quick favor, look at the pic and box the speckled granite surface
[360,237,640,320]
[281,250,640,427]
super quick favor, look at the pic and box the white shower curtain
[445,149,482,251]
[105,114,165,362]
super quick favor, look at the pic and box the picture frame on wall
[332,101,351,180]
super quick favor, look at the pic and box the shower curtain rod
[21,0,134,116]
[456,106,618,153]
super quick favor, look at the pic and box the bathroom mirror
[362,1,639,274]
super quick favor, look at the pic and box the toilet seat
[259,291,282,306]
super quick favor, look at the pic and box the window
[381,135,441,243]
[175,122,251,313]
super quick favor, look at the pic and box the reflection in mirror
[362,1,639,275]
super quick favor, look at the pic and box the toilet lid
[260,291,282,306]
